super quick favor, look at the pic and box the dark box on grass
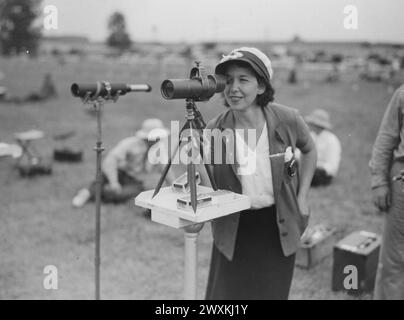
[296,224,337,269]
[53,148,83,162]
[332,230,381,295]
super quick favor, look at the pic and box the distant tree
[106,12,132,53]
[291,34,303,43]
[202,42,217,51]
[0,0,42,56]
[180,45,193,60]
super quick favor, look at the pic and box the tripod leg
[15,142,28,167]
[186,102,217,190]
[203,164,217,190]
[152,153,174,198]
[188,162,197,213]
[198,134,218,191]
[152,120,189,198]
[185,121,199,212]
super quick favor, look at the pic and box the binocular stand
[80,93,115,300]
[86,97,105,300]
[73,81,152,300]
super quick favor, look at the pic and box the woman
[202,47,317,300]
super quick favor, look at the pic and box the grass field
[0,53,400,300]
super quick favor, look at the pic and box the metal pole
[183,223,204,300]
[94,100,104,300]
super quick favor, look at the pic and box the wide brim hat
[136,118,169,140]
[305,109,332,130]
[215,47,274,87]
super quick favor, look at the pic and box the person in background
[72,118,175,208]
[304,109,341,187]
[369,84,404,300]
[39,73,58,99]
[0,73,57,103]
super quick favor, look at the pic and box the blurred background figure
[305,109,341,187]
[325,61,341,83]
[288,65,298,84]
[369,84,404,300]
[288,56,299,84]
[39,73,58,99]
[0,86,7,99]
[25,72,58,102]
[0,70,8,100]
[72,118,175,208]
[0,73,58,103]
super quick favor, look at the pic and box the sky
[41,0,404,43]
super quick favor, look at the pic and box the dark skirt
[205,206,296,300]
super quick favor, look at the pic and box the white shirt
[311,130,341,177]
[235,123,275,209]
[102,136,169,178]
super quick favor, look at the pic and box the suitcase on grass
[331,230,381,295]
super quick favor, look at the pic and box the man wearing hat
[72,118,175,208]
[305,109,341,186]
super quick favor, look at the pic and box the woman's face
[223,63,265,111]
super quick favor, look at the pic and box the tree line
[0,0,132,56]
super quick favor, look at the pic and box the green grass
[0,55,399,299]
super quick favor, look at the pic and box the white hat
[215,47,274,85]
[305,109,332,130]
[136,118,169,140]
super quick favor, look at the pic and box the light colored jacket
[370,84,404,189]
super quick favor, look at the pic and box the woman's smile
[229,95,243,103]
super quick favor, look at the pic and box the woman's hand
[297,196,310,228]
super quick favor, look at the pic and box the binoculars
[71,82,151,100]
[161,75,225,101]
[71,62,225,102]
[161,63,225,101]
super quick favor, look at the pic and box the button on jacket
[205,102,313,260]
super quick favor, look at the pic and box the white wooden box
[135,186,251,229]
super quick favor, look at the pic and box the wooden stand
[14,129,44,166]
[135,186,250,299]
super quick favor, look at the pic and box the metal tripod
[81,92,115,300]
[152,99,217,212]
